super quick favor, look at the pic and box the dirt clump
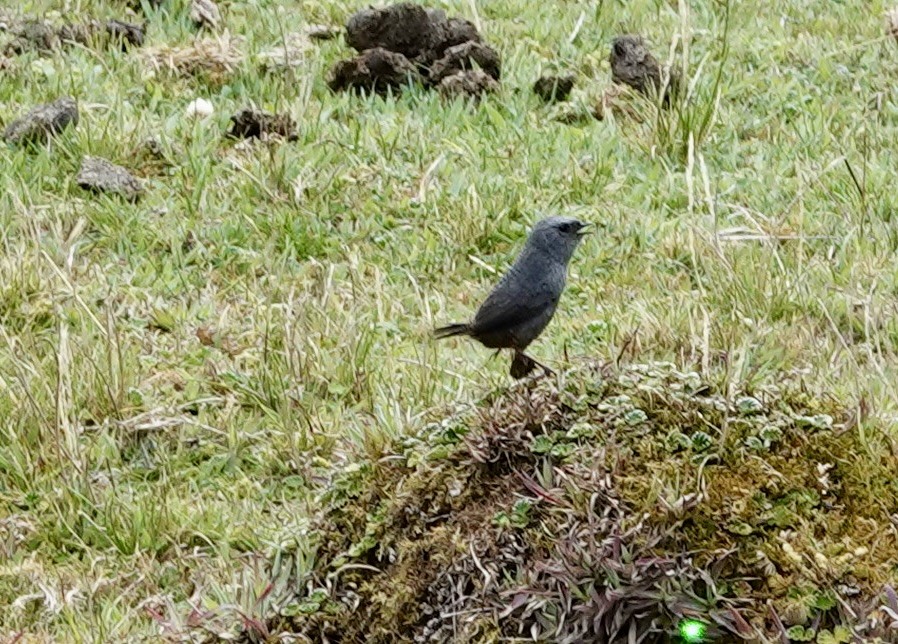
[428,40,499,85]
[227,108,297,141]
[3,97,79,145]
[533,74,575,102]
[419,10,482,64]
[346,2,438,58]
[4,17,144,54]
[76,156,145,201]
[438,69,498,101]
[331,2,500,101]
[610,34,677,104]
[328,47,421,95]
[4,19,58,54]
[59,19,145,50]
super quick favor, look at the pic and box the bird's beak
[576,222,593,236]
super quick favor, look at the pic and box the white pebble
[185,98,214,119]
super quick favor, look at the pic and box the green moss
[271,363,898,642]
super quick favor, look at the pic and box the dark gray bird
[434,216,590,378]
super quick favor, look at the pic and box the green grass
[1,0,898,639]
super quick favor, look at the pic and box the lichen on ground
[260,362,898,643]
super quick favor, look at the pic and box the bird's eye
[558,223,573,233]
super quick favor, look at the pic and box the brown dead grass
[141,31,244,81]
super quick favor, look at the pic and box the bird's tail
[433,323,470,339]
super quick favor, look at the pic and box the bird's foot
[510,352,554,380]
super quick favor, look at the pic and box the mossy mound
[269,362,898,643]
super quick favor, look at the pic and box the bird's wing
[471,267,559,337]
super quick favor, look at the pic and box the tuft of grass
[651,0,733,162]
[264,363,898,642]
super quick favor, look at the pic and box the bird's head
[527,215,591,264]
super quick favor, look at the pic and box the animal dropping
[610,34,678,104]
[3,96,78,145]
[76,156,145,201]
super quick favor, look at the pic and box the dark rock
[228,108,297,140]
[76,156,145,201]
[533,74,575,103]
[3,97,79,145]
[437,69,498,101]
[345,2,437,58]
[429,40,499,85]
[328,47,421,95]
[609,34,677,103]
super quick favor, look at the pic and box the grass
[1,0,898,640]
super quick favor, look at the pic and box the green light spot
[680,619,706,642]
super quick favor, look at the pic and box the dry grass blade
[141,32,244,78]
[191,0,221,30]
[886,7,898,40]
[256,32,313,70]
